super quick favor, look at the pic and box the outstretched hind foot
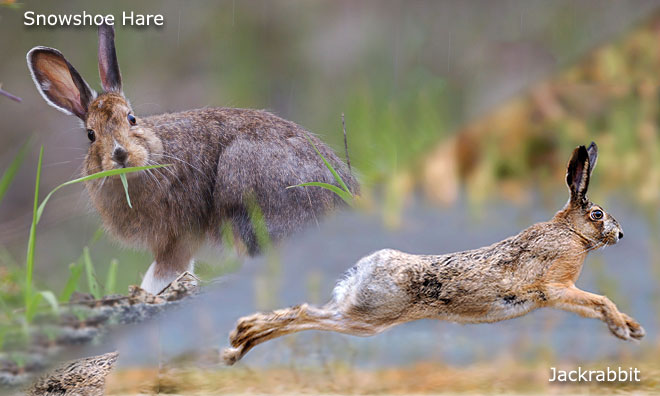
[221,346,245,366]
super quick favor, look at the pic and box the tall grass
[20,146,169,321]
[60,259,85,303]
[58,229,106,302]
[288,134,355,206]
[24,146,43,313]
[105,259,119,295]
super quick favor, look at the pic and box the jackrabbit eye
[127,113,137,126]
[590,209,603,221]
[87,129,96,142]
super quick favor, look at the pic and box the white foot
[140,260,195,295]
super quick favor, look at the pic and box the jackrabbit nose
[618,231,624,239]
[112,146,128,165]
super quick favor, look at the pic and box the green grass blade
[26,291,60,321]
[119,174,132,208]
[105,259,118,294]
[25,146,43,310]
[304,134,352,195]
[0,138,30,206]
[35,164,169,223]
[24,293,42,322]
[90,227,105,245]
[287,182,354,206]
[38,291,59,315]
[60,227,104,302]
[246,198,272,251]
[59,261,84,302]
[83,247,101,299]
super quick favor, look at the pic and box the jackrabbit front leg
[547,284,644,340]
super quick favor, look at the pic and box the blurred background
[1,0,660,394]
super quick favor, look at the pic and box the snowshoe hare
[223,142,644,365]
[27,24,357,294]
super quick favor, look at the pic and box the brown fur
[83,100,354,267]
[27,25,357,291]
[222,142,644,365]
[26,352,118,396]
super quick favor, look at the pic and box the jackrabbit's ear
[98,23,122,92]
[586,141,598,176]
[27,47,95,120]
[566,144,592,203]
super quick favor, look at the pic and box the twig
[342,113,351,173]
[0,84,22,103]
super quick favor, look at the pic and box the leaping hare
[27,24,357,294]
[223,142,644,365]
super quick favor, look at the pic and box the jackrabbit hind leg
[223,303,379,365]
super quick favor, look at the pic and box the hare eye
[590,209,603,221]
[87,129,96,142]
[127,113,137,126]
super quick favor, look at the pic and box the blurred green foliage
[435,22,660,214]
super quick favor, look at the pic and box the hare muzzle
[27,23,358,295]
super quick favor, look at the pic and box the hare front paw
[608,321,630,340]
[607,312,644,341]
[621,313,645,340]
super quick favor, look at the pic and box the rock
[25,351,118,396]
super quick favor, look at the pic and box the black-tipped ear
[98,23,122,92]
[587,141,598,176]
[27,47,95,120]
[566,144,591,203]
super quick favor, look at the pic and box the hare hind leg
[222,303,381,365]
[223,251,407,365]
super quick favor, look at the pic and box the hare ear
[566,144,591,203]
[27,47,95,120]
[98,23,122,92]
[586,141,598,176]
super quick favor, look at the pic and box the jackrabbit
[27,24,357,294]
[223,142,644,365]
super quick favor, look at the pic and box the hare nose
[112,145,128,165]
[618,231,624,240]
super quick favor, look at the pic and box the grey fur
[26,24,358,292]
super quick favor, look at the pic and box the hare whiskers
[155,153,205,175]
[569,240,605,257]
[148,158,185,185]
[27,23,357,293]
[580,241,605,255]
[143,159,170,189]
[144,167,164,191]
